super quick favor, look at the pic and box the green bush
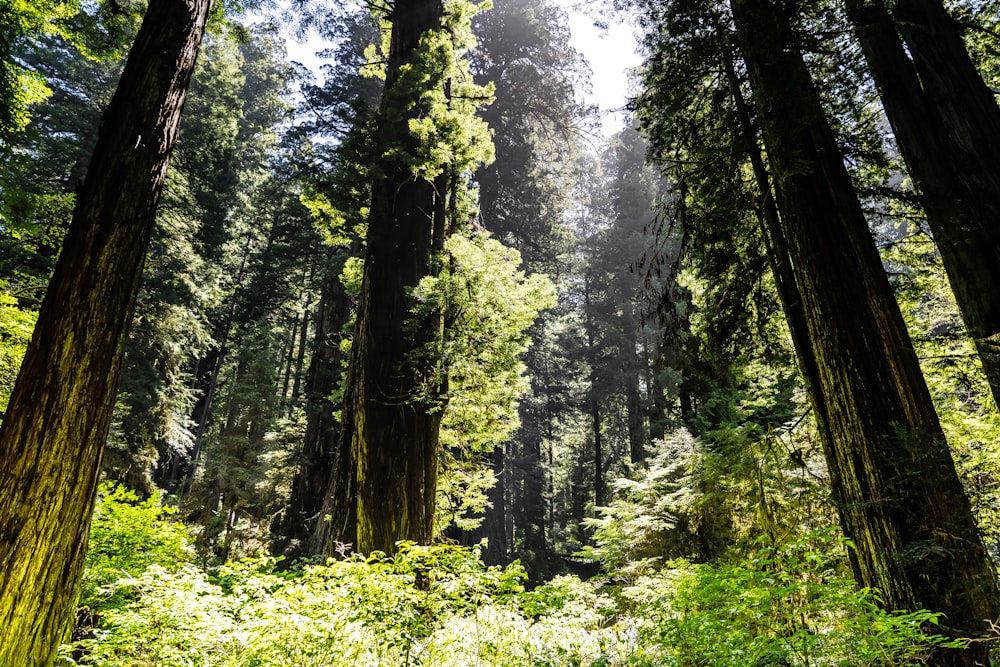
[63,534,957,666]
[80,483,193,607]
[620,530,959,666]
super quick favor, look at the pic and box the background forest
[3,0,1000,664]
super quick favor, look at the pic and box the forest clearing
[3,0,1000,664]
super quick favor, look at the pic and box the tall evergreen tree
[0,0,78,133]
[0,34,121,302]
[846,0,1000,408]
[275,7,380,557]
[321,0,493,554]
[105,26,302,503]
[729,0,999,658]
[0,0,211,661]
[464,0,589,569]
[590,126,664,465]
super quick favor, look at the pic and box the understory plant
[620,529,961,666]
[63,514,958,666]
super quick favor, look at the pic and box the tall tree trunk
[447,444,509,565]
[0,0,211,662]
[280,314,299,402]
[322,0,448,555]
[729,0,999,660]
[517,403,548,573]
[622,307,647,464]
[583,275,604,507]
[846,0,1000,407]
[277,251,350,557]
[290,300,312,402]
[483,444,509,565]
[180,237,253,492]
[717,25,837,453]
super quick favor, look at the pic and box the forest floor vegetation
[59,485,962,666]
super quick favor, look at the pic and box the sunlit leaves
[382,0,495,181]
[66,532,952,665]
[0,285,35,416]
[0,0,78,132]
[409,232,555,531]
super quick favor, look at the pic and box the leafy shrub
[80,483,193,607]
[620,529,958,666]
[66,544,542,666]
[63,535,956,666]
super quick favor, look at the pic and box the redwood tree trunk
[277,251,350,557]
[583,275,604,507]
[729,0,999,660]
[0,0,211,663]
[321,0,447,555]
[479,445,509,564]
[846,0,1000,407]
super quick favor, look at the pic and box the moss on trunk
[0,0,210,663]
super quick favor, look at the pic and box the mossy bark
[321,0,447,556]
[729,0,999,660]
[0,0,210,664]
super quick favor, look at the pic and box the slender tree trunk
[647,335,672,441]
[846,0,1000,407]
[729,0,999,660]
[277,252,350,557]
[0,0,210,662]
[717,25,837,448]
[583,275,604,507]
[290,301,312,402]
[518,404,548,570]
[482,445,509,564]
[625,381,645,463]
[450,444,508,565]
[507,323,551,574]
[622,307,647,464]
[280,314,299,402]
[182,239,252,492]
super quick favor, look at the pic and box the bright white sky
[282,2,643,136]
[556,1,643,135]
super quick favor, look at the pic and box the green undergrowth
[61,488,959,666]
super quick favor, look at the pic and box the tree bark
[276,252,350,557]
[717,25,836,443]
[280,314,299,402]
[321,0,448,555]
[290,301,312,402]
[846,0,1000,409]
[620,305,647,465]
[479,445,509,564]
[624,373,646,464]
[729,0,999,659]
[0,0,211,663]
[517,401,548,572]
[583,275,605,507]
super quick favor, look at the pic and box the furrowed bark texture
[0,0,211,663]
[729,0,999,660]
[847,0,1000,408]
[717,34,841,504]
[326,0,447,555]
